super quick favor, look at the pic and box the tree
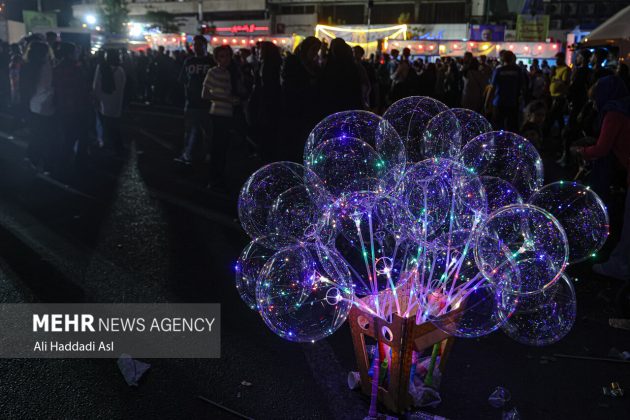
[144,11,181,34]
[102,0,128,34]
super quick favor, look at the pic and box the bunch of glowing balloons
[236,97,609,346]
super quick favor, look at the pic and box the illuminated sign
[215,24,269,34]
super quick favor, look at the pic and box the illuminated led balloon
[383,96,449,163]
[423,109,462,159]
[238,162,331,248]
[304,111,406,197]
[475,204,569,296]
[256,243,353,342]
[480,176,523,213]
[461,131,543,199]
[449,108,492,147]
[397,158,487,248]
[529,181,609,263]
[236,237,289,310]
[236,104,608,346]
[429,279,517,338]
[501,274,576,346]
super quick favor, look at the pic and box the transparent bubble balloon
[450,108,493,147]
[304,111,406,197]
[480,176,523,213]
[330,192,417,296]
[461,131,543,200]
[475,204,569,296]
[235,237,290,310]
[256,243,353,342]
[501,274,576,346]
[383,96,449,163]
[428,278,517,338]
[423,109,462,159]
[238,162,331,248]
[529,181,609,263]
[397,158,487,248]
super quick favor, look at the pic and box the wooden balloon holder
[349,284,455,413]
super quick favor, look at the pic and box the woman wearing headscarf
[249,41,282,162]
[281,36,322,162]
[320,38,363,115]
[19,41,54,172]
[573,76,630,280]
[93,49,127,156]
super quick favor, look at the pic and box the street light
[85,15,97,25]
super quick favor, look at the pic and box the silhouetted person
[19,41,54,172]
[461,58,486,112]
[390,60,417,102]
[352,45,373,109]
[175,35,215,164]
[249,41,283,162]
[590,48,613,85]
[281,36,322,162]
[574,76,630,281]
[202,45,244,190]
[53,42,91,173]
[320,38,363,115]
[544,52,570,144]
[8,43,23,107]
[487,51,526,131]
[150,46,172,104]
[418,62,437,98]
[93,49,127,156]
[617,62,630,92]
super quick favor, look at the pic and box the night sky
[5,0,78,26]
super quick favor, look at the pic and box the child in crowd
[520,100,546,150]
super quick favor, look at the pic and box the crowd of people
[2,32,630,279]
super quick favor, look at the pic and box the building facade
[72,0,630,38]
[73,0,476,35]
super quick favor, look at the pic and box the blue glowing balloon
[461,131,543,200]
[256,243,353,342]
[423,109,462,159]
[238,162,332,248]
[383,96,449,163]
[501,274,576,346]
[397,158,487,248]
[475,204,569,296]
[449,108,493,148]
[236,237,289,310]
[528,181,609,263]
[480,176,523,213]
[304,111,406,197]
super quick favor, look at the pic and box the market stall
[580,5,630,62]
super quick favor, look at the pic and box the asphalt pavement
[0,104,629,420]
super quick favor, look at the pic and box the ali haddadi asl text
[33,340,114,352]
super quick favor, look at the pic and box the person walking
[52,42,91,174]
[19,41,55,172]
[8,43,23,108]
[93,49,127,157]
[202,45,242,190]
[175,35,215,165]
